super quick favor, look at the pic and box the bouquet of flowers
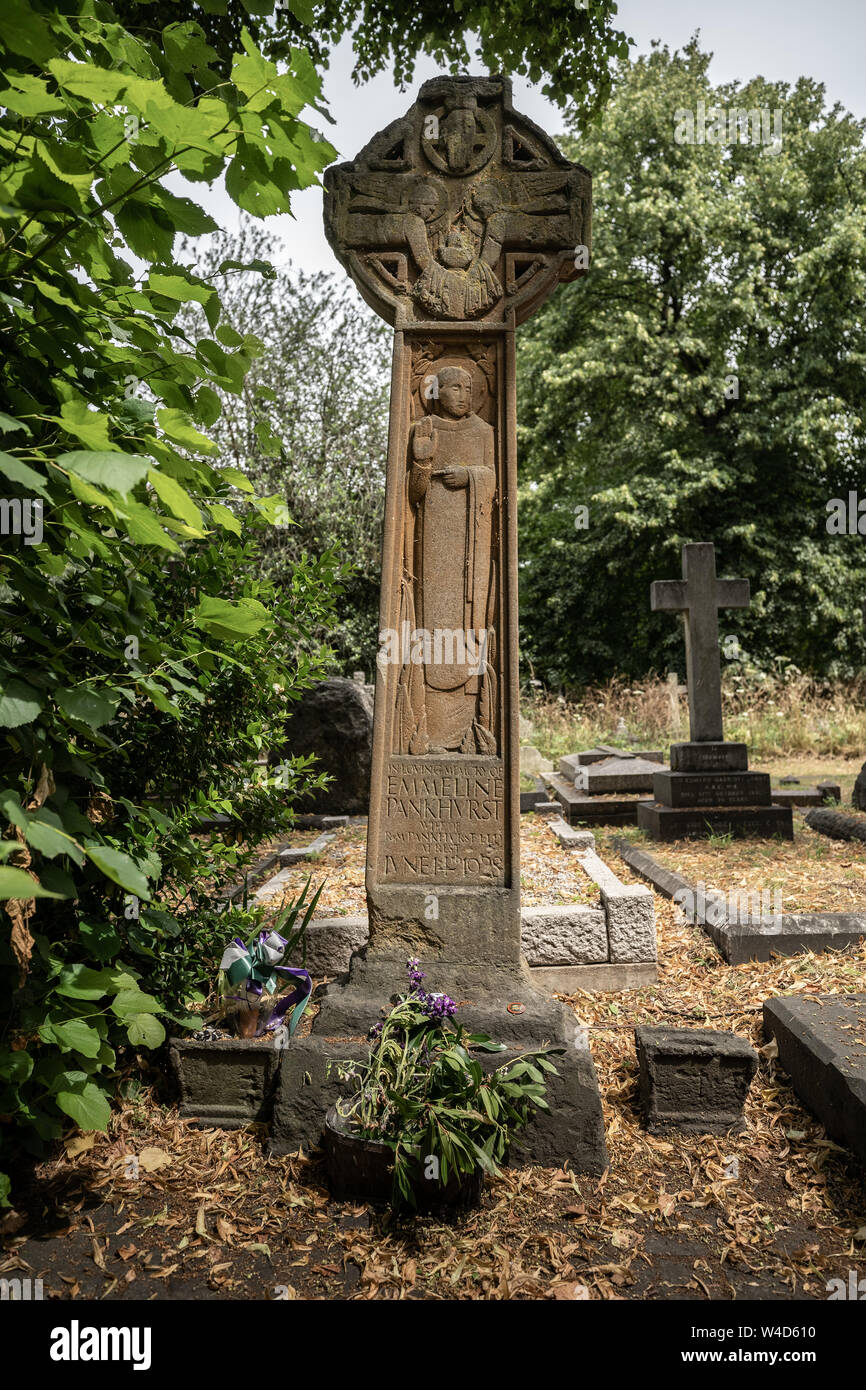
[331,959,561,1206]
[218,875,322,1038]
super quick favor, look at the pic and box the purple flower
[419,990,457,1022]
[406,957,426,991]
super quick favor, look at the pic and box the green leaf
[118,500,182,553]
[55,964,124,999]
[56,685,118,730]
[148,469,203,529]
[219,465,253,492]
[0,413,32,438]
[38,863,78,898]
[57,401,112,450]
[207,501,241,535]
[0,452,51,500]
[84,844,151,900]
[110,989,163,1018]
[125,1013,166,1047]
[0,1048,34,1083]
[0,866,62,901]
[59,451,151,495]
[47,60,128,103]
[78,919,122,962]
[22,810,84,865]
[39,1019,103,1059]
[0,679,43,728]
[55,1080,112,1132]
[193,595,270,640]
[156,408,219,456]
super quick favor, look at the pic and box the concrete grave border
[612,836,866,965]
[241,821,657,993]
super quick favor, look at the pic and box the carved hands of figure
[436,465,469,489]
[412,414,436,461]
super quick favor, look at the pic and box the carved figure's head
[439,229,473,270]
[471,182,502,219]
[409,177,440,224]
[436,366,472,419]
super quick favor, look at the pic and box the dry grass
[524,673,866,763]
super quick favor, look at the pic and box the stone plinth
[270,1020,609,1173]
[637,801,793,840]
[669,741,748,772]
[635,1026,758,1134]
[640,743,792,842]
[171,1037,282,1128]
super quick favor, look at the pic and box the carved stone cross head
[323,75,591,329]
[651,542,750,743]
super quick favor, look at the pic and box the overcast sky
[178,0,866,277]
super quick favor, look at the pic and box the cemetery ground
[4,809,865,1302]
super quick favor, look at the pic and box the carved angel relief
[323,76,589,327]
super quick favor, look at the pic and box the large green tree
[517,39,866,688]
[0,0,339,1198]
[112,0,632,124]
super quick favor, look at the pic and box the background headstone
[279,677,373,815]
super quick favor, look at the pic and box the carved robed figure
[399,364,497,756]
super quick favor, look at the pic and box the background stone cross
[651,542,749,743]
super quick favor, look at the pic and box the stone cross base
[637,740,793,840]
[269,957,608,1171]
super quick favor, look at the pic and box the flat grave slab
[770,787,825,808]
[560,748,663,777]
[614,837,866,963]
[547,773,652,825]
[580,756,669,794]
[763,994,866,1165]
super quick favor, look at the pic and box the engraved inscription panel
[661,772,770,807]
[379,755,506,885]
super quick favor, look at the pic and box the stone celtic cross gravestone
[323,74,590,979]
[638,542,793,840]
[269,76,608,1171]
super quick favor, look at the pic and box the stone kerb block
[171,1038,282,1127]
[520,905,607,965]
[763,994,866,1165]
[635,1026,758,1134]
[579,849,656,962]
[548,817,596,850]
